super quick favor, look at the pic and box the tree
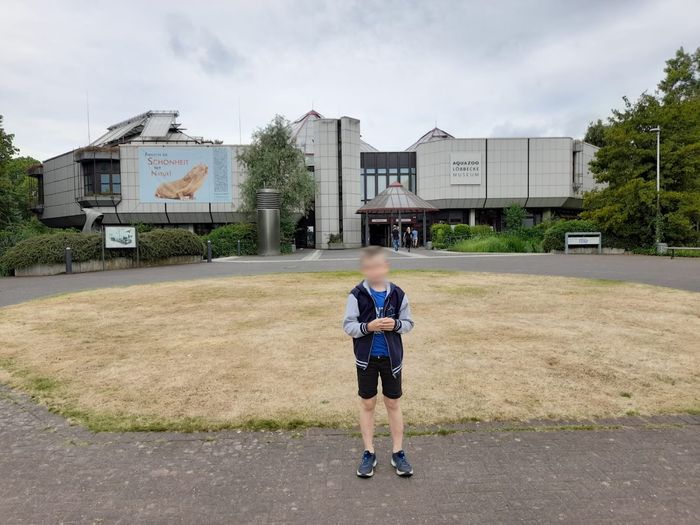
[584,119,607,147]
[237,115,315,221]
[0,116,39,227]
[503,203,527,232]
[582,47,700,247]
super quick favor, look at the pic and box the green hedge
[202,223,257,257]
[0,228,204,275]
[452,224,471,238]
[138,229,204,261]
[541,220,597,252]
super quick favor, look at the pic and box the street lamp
[648,126,661,248]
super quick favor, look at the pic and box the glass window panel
[389,168,398,174]
[365,176,375,199]
[112,183,121,194]
[112,174,121,184]
[101,182,110,193]
[101,174,110,184]
[410,168,416,174]
[377,176,387,193]
[400,168,409,174]
[366,168,376,174]
[389,174,399,185]
[377,168,387,174]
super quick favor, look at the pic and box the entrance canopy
[357,182,438,215]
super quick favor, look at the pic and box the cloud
[1,0,699,159]
[166,13,244,75]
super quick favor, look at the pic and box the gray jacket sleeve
[392,294,415,334]
[343,293,369,338]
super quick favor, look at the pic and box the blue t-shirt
[370,287,390,357]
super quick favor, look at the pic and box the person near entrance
[403,227,412,252]
[391,225,400,251]
[411,228,419,248]
[343,247,415,478]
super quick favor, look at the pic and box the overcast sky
[2,0,699,160]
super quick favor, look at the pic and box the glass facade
[360,151,416,203]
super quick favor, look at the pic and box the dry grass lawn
[0,271,698,431]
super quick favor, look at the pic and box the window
[378,176,387,193]
[82,159,121,195]
[365,176,376,200]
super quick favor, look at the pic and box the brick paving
[1,386,698,524]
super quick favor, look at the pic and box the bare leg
[383,396,404,452]
[359,397,377,453]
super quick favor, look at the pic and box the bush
[430,223,453,249]
[202,223,257,257]
[0,228,204,275]
[503,204,527,232]
[0,218,68,258]
[452,224,471,238]
[541,219,597,252]
[451,234,542,253]
[138,229,204,261]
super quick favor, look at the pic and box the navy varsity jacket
[343,280,415,377]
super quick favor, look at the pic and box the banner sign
[105,226,137,248]
[450,152,482,185]
[139,147,232,203]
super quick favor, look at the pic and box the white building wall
[313,119,340,247]
[581,142,599,192]
[528,138,573,200]
[486,138,528,207]
[340,117,362,248]
[416,138,486,205]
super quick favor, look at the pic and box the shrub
[202,223,257,257]
[452,224,471,238]
[138,229,204,261]
[541,219,597,252]
[430,223,453,249]
[503,204,527,232]
[0,228,204,275]
[0,218,67,258]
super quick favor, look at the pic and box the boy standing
[343,247,415,478]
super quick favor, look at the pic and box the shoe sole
[356,458,378,478]
[391,458,414,477]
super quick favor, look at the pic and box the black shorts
[357,356,402,399]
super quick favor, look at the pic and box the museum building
[29,109,599,248]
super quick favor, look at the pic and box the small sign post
[104,226,138,270]
[565,232,602,254]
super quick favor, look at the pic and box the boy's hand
[367,318,396,331]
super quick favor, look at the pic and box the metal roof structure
[290,110,378,156]
[90,110,205,147]
[357,182,439,214]
[405,126,455,152]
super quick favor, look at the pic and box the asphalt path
[0,249,698,307]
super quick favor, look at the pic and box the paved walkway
[1,386,698,524]
[1,251,699,307]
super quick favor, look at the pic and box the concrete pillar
[469,209,476,226]
[542,208,553,222]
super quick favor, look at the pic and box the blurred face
[361,254,389,285]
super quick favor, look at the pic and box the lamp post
[648,126,661,248]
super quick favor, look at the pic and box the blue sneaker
[391,450,413,477]
[357,450,377,478]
